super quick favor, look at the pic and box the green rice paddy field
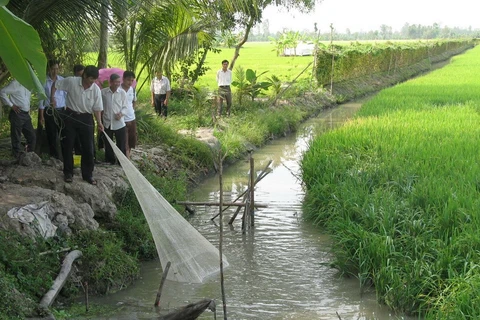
[85,42,315,100]
[85,40,440,102]
[301,45,480,318]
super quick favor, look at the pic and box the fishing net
[104,134,228,283]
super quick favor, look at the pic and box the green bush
[0,231,63,300]
[68,230,139,294]
[0,269,35,319]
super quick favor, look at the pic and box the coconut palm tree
[2,0,129,83]
[112,0,215,91]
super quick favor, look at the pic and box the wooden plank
[176,201,267,208]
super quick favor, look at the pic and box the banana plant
[232,67,271,103]
[245,68,271,101]
[0,0,46,97]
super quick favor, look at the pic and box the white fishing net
[104,134,228,283]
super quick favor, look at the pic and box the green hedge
[315,40,474,85]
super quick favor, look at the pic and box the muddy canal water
[85,101,414,320]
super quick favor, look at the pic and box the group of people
[149,59,233,119]
[0,62,138,186]
[0,59,233,184]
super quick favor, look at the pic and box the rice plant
[301,45,480,316]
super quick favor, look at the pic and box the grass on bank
[301,45,480,317]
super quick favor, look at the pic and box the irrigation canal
[83,99,416,320]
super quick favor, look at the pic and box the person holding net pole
[51,65,104,185]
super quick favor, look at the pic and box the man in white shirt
[216,59,232,116]
[0,79,36,160]
[121,71,137,159]
[39,60,67,159]
[52,65,104,185]
[101,73,128,164]
[150,70,171,117]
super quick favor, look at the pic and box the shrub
[68,230,139,294]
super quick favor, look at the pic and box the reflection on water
[80,101,415,319]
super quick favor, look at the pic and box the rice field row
[300,45,480,317]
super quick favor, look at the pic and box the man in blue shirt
[39,60,67,159]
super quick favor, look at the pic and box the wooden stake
[241,201,247,232]
[329,23,335,94]
[85,281,89,312]
[154,261,171,307]
[217,160,273,223]
[218,153,227,319]
[249,152,255,227]
[228,206,243,225]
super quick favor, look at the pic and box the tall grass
[301,46,480,316]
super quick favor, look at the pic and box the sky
[262,0,480,33]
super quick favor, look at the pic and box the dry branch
[39,250,82,310]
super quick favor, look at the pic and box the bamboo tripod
[177,151,271,231]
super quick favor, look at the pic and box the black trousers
[104,126,126,164]
[73,118,98,161]
[9,110,36,158]
[154,94,168,117]
[62,110,95,180]
[44,107,64,159]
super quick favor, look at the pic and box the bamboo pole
[249,153,255,227]
[176,201,267,208]
[229,161,270,224]
[329,23,335,94]
[219,165,270,213]
[85,281,89,312]
[218,153,227,320]
[241,201,247,232]
[228,205,243,225]
[154,261,171,307]
[220,160,272,223]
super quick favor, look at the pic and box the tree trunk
[229,15,255,71]
[191,48,209,85]
[97,0,110,69]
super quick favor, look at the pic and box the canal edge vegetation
[301,44,480,317]
[0,40,475,319]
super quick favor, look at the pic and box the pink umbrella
[95,68,137,89]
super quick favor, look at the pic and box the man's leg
[73,136,83,155]
[159,94,167,117]
[97,112,104,151]
[62,114,76,179]
[225,88,232,116]
[44,109,59,157]
[21,113,36,153]
[125,122,131,158]
[9,110,23,158]
[154,94,162,115]
[125,120,137,158]
[77,114,95,181]
[103,128,115,164]
[115,126,127,156]
[217,89,224,116]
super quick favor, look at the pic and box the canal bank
[3,48,461,319]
